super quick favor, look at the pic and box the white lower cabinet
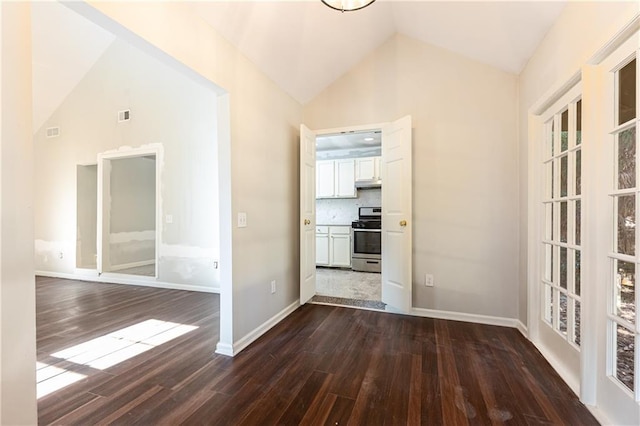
[315,226,330,266]
[316,225,351,267]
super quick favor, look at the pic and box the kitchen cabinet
[316,225,351,267]
[315,226,329,266]
[355,156,381,182]
[316,159,356,198]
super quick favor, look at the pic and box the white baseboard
[214,341,234,357]
[36,270,219,294]
[530,339,580,396]
[411,307,520,329]
[215,300,300,357]
[109,260,155,272]
[516,320,529,338]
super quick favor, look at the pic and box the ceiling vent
[118,109,131,122]
[46,127,60,138]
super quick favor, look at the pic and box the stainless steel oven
[352,207,382,273]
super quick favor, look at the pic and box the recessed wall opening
[76,164,98,270]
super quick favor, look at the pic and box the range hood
[355,179,382,189]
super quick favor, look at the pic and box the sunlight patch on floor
[37,319,198,398]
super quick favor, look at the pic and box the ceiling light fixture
[321,0,376,12]
[364,137,374,141]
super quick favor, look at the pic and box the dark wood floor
[36,276,598,425]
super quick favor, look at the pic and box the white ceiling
[316,129,382,151]
[194,1,567,104]
[31,1,567,130]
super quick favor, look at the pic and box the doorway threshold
[310,295,385,311]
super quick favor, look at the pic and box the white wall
[304,34,519,320]
[34,38,220,291]
[518,1,640,327]
[0,2,37,424]
[74,1,303,345]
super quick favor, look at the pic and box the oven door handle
[352,228,382,232]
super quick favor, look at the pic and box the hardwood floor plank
[36,277,599,425]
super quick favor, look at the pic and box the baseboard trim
[530,339,580,396]
[516,320,529,338]
[215,300,300,357]
[214,341,234,357]
[109,260,155,272]
[411,307,520,329]
[36,270,219,294]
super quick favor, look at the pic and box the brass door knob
[304,219,310,225]
[400,220,407,227]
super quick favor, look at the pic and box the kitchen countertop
[316,223,352,227]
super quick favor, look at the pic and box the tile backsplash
[316,188,381,225]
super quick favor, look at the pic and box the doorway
[312,130,384,309]
[97,148,160,279]
[300,116,413,313]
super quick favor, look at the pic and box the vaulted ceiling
[31,1,567,131]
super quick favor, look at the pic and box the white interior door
[300,124,317,304]
[381,116,412,312]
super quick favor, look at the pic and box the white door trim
[96,144,162,278]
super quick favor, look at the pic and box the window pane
[544,244,553,282]
[575,200,581,246]
[560,247,568,289]
[561,109,569,152]
[615,323,635,392]
[576,100,582,145]
[559,292,567,334]
[574,299,581,347]
[544,284,553,324]
[618,127,636,190]
[544,203,552,241]
[551,120,555,156]
[617,195,636,256]
[618,58,636,125]
[575,250,581,296]
[560,201,567,243]
[575,149,581,195]
[546,120,554,158]
[545,161,553,200]
[615,260,636,324]
[560,155,568,197]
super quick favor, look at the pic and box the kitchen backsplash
[316,188,381,225]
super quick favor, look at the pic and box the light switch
[238,212,247,228]
[165,214,173,224]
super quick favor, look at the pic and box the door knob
[304,219,310,225]
[400,220,407,227]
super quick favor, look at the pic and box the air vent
[46,127,60,138]
[118,109,131,122]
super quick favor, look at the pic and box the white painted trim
[516,320,529,338]
[530,339,580,396]
[585,404,614,426]
[588,12,640,66]
[109,259,154,272]
[314,121,387,137]
[35,270,219,294]
[411,307,520,329]
[215,300,300,357]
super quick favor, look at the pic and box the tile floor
[312,267,384,310]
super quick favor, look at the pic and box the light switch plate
[238,212,247,228]
[165,214,173,224]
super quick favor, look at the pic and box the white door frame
[97,145,162,279]
[301,119,413,312]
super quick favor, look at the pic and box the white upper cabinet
[316,159,356,199]
[316,160,336,198]
[355,156,381,182]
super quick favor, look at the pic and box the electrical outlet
[238,212,247,228]
[270,280,276,294]
[425,273,434,287]
[58,251,64,260]
[213,260,219,269]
